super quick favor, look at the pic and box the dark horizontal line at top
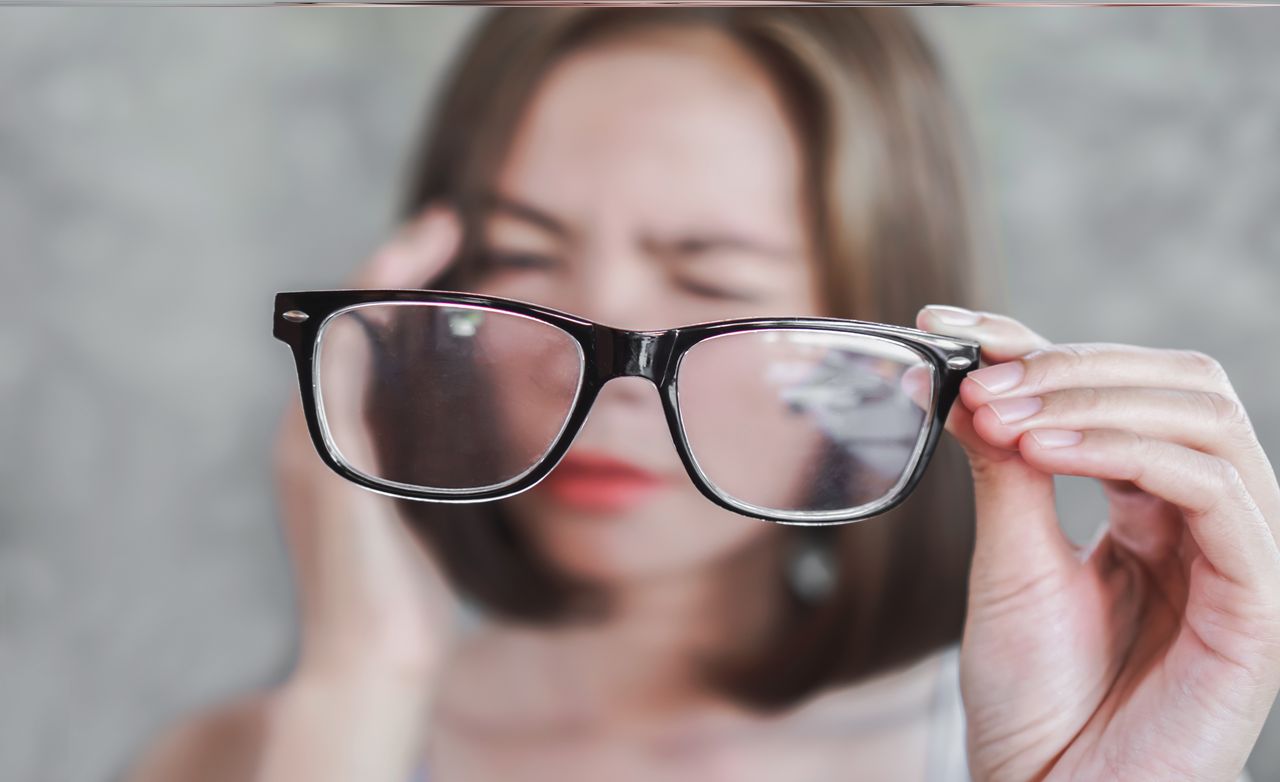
[0,0,1276,7]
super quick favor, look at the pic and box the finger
[972,385,1280,527]
[975,387,1250,454]
[918,305,1054,364]
[914,307,1079,598]
[977,383,1269,504]
[900,363,1009,467]
[1102,484,1187,568]
[276,206,463,515]
[348,202,463,290]
[911,307,1047,461]
[913,305,1061,462]
[1017,427,1280,589]
[959,343,1237,416]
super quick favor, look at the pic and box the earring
[787,528,838,603]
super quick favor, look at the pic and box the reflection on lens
[676,329,934,516]
[315,302,584,492]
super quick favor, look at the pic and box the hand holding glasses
[273,288,980,525]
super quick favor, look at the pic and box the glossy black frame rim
[273,288,982,525]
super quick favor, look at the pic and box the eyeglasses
[273,288,980,525]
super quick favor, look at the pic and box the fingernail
[1030,429,1082,448]
[924,305,981,326]
[988,396,1042,424]
[968,361,1024,394]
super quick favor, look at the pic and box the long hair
[374,7,997,713]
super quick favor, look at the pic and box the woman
[130,8,1279,782]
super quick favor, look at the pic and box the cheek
[471,318,586,481]
[677,337,823,511]
[504,480,776,583]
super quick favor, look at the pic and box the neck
[543,527,789,728]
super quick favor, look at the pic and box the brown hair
[386,7,996,713]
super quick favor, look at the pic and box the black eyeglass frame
[273,288,981,525]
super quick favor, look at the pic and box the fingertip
[958,375,992,411]
[410,206,464,275]
[358,203,464,290]
[1014,429,1086,473]
[409,200,463,239]
[920,304,982,330]
[969,404,1019,450]
[942,399,1020,466]
[915,307,932,332]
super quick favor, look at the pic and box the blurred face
[468,26,826,584]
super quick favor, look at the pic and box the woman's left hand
[916,304,1280,782]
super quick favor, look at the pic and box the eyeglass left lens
[675,328,935,518]
[315,302,584,493]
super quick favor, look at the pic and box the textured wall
[1,8,1277,781]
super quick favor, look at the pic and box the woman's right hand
[258,203,465,782]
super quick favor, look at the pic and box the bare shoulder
[123,689,276,782]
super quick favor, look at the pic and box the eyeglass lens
[317,302,585,492]
[676,329,933,515]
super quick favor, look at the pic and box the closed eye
[676,276,762,303]
[478,249,560,271]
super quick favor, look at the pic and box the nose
[558,234,677,333]
[557,243,682,457]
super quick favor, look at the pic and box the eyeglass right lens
[675,329,935,518]
[315,302,585,493]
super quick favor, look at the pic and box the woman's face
[469,26,826,584]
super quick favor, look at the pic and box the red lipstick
[536,450,668,513]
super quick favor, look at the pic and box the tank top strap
[922,644,971,782]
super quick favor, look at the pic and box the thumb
[349,202,463,290]
[915,305,1079,593]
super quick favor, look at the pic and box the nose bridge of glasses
[595,328,674,385]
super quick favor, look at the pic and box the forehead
[494,25,806,236]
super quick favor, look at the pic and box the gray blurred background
[1,7,1278,781]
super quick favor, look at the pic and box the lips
[536,450,668,513]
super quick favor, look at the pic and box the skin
[126,23,1280,782]
[429,27,940,778]
[472,25,819,588]
[920,312,1280,781]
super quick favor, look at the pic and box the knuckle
[1031,343,1096,382]
[1209,456,1263,516]
[1183,456,1238,520]
[1203,391,1251,432]
[1132,429,1162,465]
[1183,349,1230,385]
[1055,343,1097,367]
[1212,455,1244,491]
[1115,431,1157,483]
[1071,384,1103,413]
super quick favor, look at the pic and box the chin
[505,486,777,585]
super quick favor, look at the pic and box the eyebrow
[479,191,571,239]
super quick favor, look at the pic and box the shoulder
[123,690,275,782]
